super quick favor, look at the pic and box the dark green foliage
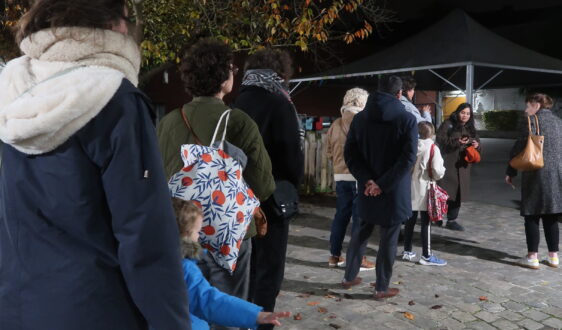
[482,110,522,131]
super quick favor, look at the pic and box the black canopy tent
[290,10,562,121]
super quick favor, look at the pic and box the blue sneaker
[419,255,447,266]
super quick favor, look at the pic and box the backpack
[168,110,260,273]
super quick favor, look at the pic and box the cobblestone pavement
[274,202,562,330]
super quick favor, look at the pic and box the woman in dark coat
[436,103,481,231]
[505,93,561,269]
[0,1,190,329]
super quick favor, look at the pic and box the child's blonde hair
[171,197,203,238]
[418,121,435,140]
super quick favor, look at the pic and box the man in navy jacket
[342,76,418,300]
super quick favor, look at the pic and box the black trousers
[249,203,290,330]
[344,219,401,292]
[524,214,560,253]
[404,211,431,258]
[447,188,462,221]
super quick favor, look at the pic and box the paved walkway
[275,202,562,329]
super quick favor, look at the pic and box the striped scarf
[242,69,305,149]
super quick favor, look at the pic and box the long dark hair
[16,0,127,43]
[449,102,476,136]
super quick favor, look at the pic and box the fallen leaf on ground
[328,315,337,319]
[307,301,320,306]
[392,281,401,285]
[335,297,342,302]
[479,296,488,301]
[324,294,336,299]
[430,305,442,310]
[408,300,416,306]
[329,324,341,329]
[403,312,415,320]
[434,294,440,298]
[293,313,302,320]
[318,307,328,313]
[369,282,376,287]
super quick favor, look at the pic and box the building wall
[474,88,525,113]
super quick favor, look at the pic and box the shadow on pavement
[429,235,522,267]
[288,235,378,257]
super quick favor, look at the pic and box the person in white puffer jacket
[402,122,448,266]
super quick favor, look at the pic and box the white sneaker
[402,251,416,262]
[543,256,559,268]
[519,256,539,270]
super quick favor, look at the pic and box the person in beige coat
[402,122,448,266]
[326,88,374,270]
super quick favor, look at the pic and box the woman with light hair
[326,88,375,270]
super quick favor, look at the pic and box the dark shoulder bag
[271,180,299,220]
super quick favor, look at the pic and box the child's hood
[417,138,434,157]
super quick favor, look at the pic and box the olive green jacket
[157,97,275,238]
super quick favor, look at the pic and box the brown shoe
[373,288,400,301]
[359,257,375,271]
[328,256,345,267]
[341,277,362,289]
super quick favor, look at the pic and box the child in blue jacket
[171,198,290,329]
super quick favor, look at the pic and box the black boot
[445,220,464,231]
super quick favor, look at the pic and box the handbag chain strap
[180,105,203,145]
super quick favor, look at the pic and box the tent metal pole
[289,81,303,95]
[436,91,443,124]
[428,69,463,91]
[476,70,503,90]
[466,64,474,105]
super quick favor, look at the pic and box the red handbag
[464,145,481,163]
[427,144,449,222]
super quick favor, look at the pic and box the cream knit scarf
[0,27,141,155]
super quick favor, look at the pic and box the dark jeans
[329,181,360,257]
[199,238,252,330]
[344,220,401,292]
[249,202,290,330]
[524,215,560,253]
[404,211,431,258]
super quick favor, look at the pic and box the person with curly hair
[0,0,190,329]
[233,48,304,329]
[157,38,275,330]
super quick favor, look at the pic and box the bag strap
[527,115,541,136]
[180,106,203,145]
[533,114,540,135]
[210,110,232,149]
[428,144,435,181]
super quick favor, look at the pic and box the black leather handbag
[271,180,299,220]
